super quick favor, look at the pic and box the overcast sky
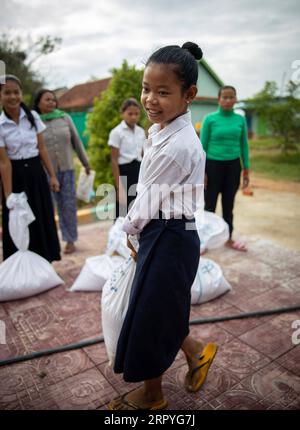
[1,0,300,99]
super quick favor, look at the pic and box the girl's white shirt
[123,111,206,235]
[0,108,45,159]
[108,120,146,165]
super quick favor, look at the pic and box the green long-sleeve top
[200,107,250,169]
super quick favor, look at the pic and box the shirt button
[24,164,28,167]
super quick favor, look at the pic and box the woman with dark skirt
[0,75,61,262]
[108,43,218,411]
[108,98,146,218]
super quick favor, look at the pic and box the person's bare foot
[225,239,247,252]
[64,242,76,254]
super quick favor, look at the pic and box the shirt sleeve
[66,115,89,167]
[108,127,121,149]
[31,110,46,134]
[240,117,250,169]
[123,154,189,235]
[200,115,210,152]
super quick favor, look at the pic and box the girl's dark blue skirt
[114,215,200,382]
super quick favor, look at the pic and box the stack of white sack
[106,213,229,256]
[195,210,230,254]
[0,192,64,301]
[191,257,231,304]
[70,213,231,301]
[69,218,135,292]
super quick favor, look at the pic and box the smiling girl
[108,42,217,410]
[0,75,61,262]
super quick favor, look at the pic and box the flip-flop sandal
[243,188,253,196]
[108,393,168,410]
[185,342,218,393]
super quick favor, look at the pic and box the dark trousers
[116,159,141,218]
[204,158,241,237]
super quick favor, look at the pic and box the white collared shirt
[108,120,146,164]
[123,111,206,235]
[0,108,46,160]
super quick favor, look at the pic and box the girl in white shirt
[109,43,217,411]
[0,75,61,262]
[108,98,146,217]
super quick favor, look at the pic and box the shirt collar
[0,107,26,125]
[121,120,135,131]
[148,111,191,146]
[218,107,234,116]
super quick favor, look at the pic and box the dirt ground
[216,174,300,252]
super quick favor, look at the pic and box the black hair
[33,89,58,114]
[218,85,237,98]
[146,42,203,91]
[0,74,37,130]
[120,98,141,113]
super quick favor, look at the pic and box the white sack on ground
[0,251,64,301]
[69,255,114,292]
[0,192,64,301]
[70,234,136,292]
[191,257,231,305]
[101,256,136,366]
[195,210,230,253]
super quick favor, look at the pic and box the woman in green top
[201,85,249,251]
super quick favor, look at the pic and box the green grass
[248,137,300,181]
[250,151,300,182]
[249,137,281,151]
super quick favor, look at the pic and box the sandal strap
[190,358,212,378]
[196,354,205,361]
[120,394,140,410]
[120,394,166,410]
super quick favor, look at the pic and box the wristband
[243,169,249,177]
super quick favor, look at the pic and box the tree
[248,80,300,152]
[86,60,148,187]
[25,35,62,67]
[0,34,61,103]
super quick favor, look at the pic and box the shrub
[86,60,148,188]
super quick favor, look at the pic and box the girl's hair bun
[182,42,203,60]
